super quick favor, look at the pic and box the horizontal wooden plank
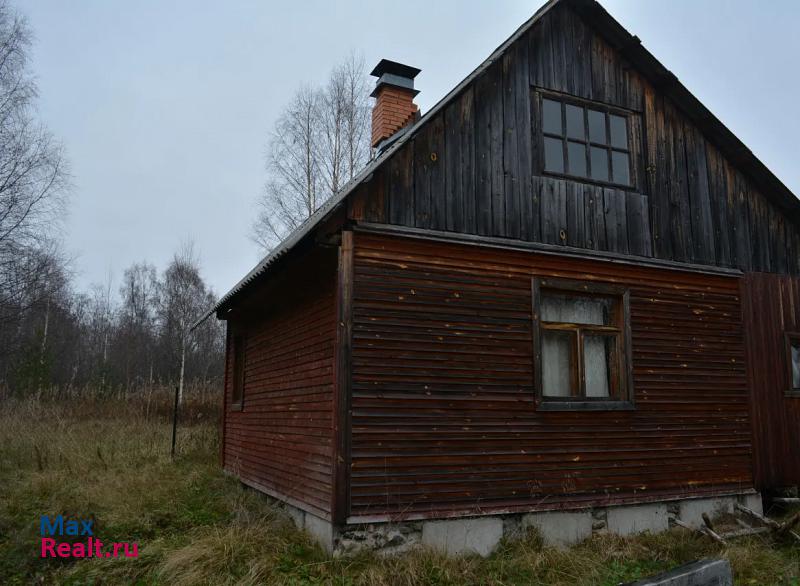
[348,231,752,519]
[223,249,337,517]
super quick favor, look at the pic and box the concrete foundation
[421,517,504,557]
[304,513,335,553]
[607,503,670,536]
[276,501,335,553]
[274,492,762,557]
[677,497,735,529]
[521,511,593,547]
[740,492,763,516]
[284,504,305,530]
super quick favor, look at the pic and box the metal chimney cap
[370,59,421,80]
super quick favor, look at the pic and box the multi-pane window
[533,279,633,407]
[541,95,632,187]
[231,334,246,407]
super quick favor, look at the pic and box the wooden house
[200,0,800,554]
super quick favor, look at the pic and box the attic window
[533,278,634,411]
[540,93,633,187]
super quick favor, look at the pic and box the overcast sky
[22,0,800,297]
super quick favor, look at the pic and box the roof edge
[193,0,563,328]
[566,0,800,216]
[195,0,799,328]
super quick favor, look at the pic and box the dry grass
[0,393,798,585]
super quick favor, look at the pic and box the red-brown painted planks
[222,250,338,519]
[348,231,752,521]
[742,272,800,490]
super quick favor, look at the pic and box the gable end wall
[352,3,799,275]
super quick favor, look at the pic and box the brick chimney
[370,59,421,150]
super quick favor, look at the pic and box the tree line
[1,244,224,396]
[0,2,223,396]
[0,1,375,396]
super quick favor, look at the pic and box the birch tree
[252,84,321,249]
[156,243,216,403]
[252,54,371,251]
[87,276,115,389]
[117,262,158,389]
[0,1,69,313]
[338,54,371,185]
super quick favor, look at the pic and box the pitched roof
[197,0,798,326]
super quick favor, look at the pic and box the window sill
[537,400,635,412]
[785,391,800,398]
[230,403,243,412]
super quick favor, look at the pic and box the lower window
[533,278,633,409]
[785,333,800,395]
[231,334,246,409]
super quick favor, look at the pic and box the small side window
[786,333,800,396]
[231,334,246,408]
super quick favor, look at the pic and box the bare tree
[117,262,158,389]
[253,84,321,249]
[252,54,371,251]
[87,275,115,388]
[319,71,345,197]
[339,53,371,183]
[0,1,69,319]
[0,239,63,327]
[156,242,216,403]
[0,246,79,393]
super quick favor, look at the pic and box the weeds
[0,392,798,585]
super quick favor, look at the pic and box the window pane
[541,293,613,326]
[542,330,574,397]
[588,110,607,144]
[567,141,587,177]
[610,115,628,149]
[590,147,609,182]
[544,137,564,173]
[233,336,245,404]
[565,104,585,140]
[612,151,630,185]
[584,335,617,398]
[792,341,800,389]
[542,99,562,135]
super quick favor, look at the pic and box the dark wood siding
[358,2,800,275]
[348,231,752,521]
[742,273,800,489]
[223,251,337,519]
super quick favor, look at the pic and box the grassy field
[0,392,798,585]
